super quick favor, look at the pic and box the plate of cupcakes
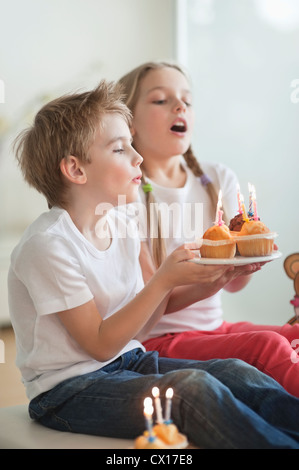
[190,186,281,266]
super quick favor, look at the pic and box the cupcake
[229,213,245,232]
[237,220,274,257]
[153,422,188,448]
[200,224,236,259]
[134,433,168,449]
[134,423,188,449]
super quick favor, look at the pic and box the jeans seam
[176,393,238,449]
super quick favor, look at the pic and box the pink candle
[215,190,224,226]
[253,188,259,221]
[236,184,242,214]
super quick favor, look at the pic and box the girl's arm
[165,264,259,312]
[139,242,261,314]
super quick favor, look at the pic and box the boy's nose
[134,150,143,166]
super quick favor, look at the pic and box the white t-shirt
[138,160,239,338]
[8,207,144,400]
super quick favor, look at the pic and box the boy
[8,80,299,448]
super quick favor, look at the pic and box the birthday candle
[143,397,154,436]
[164,388,173,422]
[240,193,249,222]
[252,186,259,220]
[248,183,254,216]
[236,184,242,214]
[152,387,163,424]
[215,190,224,226]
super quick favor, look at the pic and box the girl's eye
[113,148,124,153]
[153,100,166,105]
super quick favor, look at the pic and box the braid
[183,146,204,178]
[141,174,167,268]
[183,146,228,224]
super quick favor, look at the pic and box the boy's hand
[156,245,233,291]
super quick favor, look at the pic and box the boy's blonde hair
[119,61,220,267]
[14,80,132,208]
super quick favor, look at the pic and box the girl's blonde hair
[119,61,220,267]
[14,80,131,209]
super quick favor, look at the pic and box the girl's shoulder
[200,160,237,181]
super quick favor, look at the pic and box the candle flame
[144,397,154,416]
[166,388,173,399]
[144,397,152,407]
[248,183,257,199]
[152,386,160,398]
[218,190,222,206]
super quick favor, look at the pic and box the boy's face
[85,113,143,206]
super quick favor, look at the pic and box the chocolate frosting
[229,213,245,232]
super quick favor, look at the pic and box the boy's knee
[164,368,217,397]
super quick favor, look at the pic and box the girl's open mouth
[170,118,187,133]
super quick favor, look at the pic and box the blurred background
[0,0,298,331]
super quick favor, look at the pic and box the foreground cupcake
[134,423,188,449]
[237,220,274,256]
[134,389,188,449]
[200,224,236,259]
[200,190,236,259]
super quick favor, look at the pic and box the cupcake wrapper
[196,233,277,258]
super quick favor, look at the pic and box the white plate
[189,251,282,266]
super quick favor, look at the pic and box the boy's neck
[66,204,112,251]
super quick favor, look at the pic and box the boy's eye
[113,148,124,153]
[153,100,166,105]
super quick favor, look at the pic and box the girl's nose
[174,100,186,113]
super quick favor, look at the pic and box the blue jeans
[29,349,299,449]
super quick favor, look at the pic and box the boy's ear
[60,156,87,184]
[130,126,136,137]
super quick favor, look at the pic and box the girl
[119,61,299,398]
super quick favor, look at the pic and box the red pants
[143,321,299,398]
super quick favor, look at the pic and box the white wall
[177,0,299,326]
[0,0,175,324]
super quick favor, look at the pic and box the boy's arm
[58,273,169,363]
[58,247,202,361]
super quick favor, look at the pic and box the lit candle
[252,185,259,221]
[143,397,154,437]
[164,388,173,423]
[248,183,254,217]
[152,387,163,424]
[215,190,224,226]
[240,193,249,222]
[236,184,242,214]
